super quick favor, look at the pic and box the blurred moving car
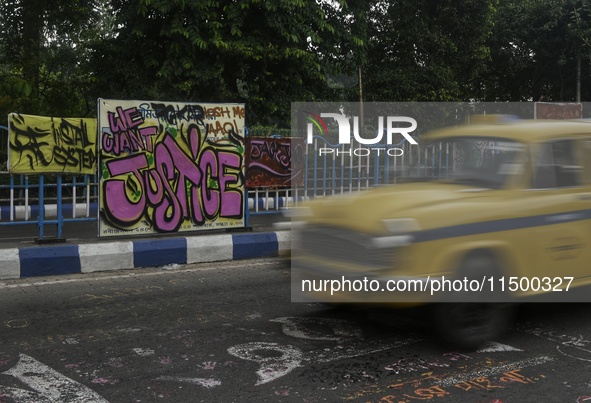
[290,118,591,349]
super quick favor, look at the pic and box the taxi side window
[532,140,581,189]
[582,140,591,184]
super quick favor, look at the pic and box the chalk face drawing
[245,138,304,187]
[8,113,97,174]
[98,99,246,237]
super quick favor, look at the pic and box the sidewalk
[0,214,290,280]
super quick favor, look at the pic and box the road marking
[0,353,109,402]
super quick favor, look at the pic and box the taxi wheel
[431,253,513,350]
[431,302,513,350]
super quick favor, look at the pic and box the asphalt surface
[1,257,591,402]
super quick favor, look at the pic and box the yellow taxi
[291,118,591,349]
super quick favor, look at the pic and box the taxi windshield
[419,136,525,189]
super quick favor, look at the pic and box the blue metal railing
[0,127,447,239]
[0,173,98,239]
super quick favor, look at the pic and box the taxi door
[526,138,591,282]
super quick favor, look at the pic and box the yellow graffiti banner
[8,113,98,174]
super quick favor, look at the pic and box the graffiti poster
[98,99,245,237]
[535,102,582,119]
[245,138,305,187]
[8,113,97,174]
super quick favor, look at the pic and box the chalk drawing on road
[477,341,523,353]
[0,353,109,402]
[346,356,552,401]
[556,346,591,363]
[91,377,119,385]
[157,376,221,388]
[4,319,30,328]
[270,316,420,363]
[132,348,155,357]
[443,352,471,361]
[434,355,554,387]
[245,313,262,321]
[118,327,143,333]
[270,317,363,342]
[229,317,422,386]
[227,342,304,385]
[200,361,217,370]
[313,336,418,363]
[273,386,290,396]
[384,358,450,375]
[156,356,172,365]
[64,337,80,345]
[520,326,591,363]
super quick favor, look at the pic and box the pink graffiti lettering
[103,153,149,226]
[200,148,219,219]
[103,106,156,156]
[218,151,242,217]
[108,106,143,132]
[151,140,184,231]
[102,130,243,232]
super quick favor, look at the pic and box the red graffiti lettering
[205,106,231,119]
[208,120,239,136]
[233,106,245,119]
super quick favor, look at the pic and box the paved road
[1,257,590,402]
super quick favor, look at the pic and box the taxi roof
[425,119,591,143]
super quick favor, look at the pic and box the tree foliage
[91,0,361,126]
[0,0,106,116]
[363,0,497,102]
[0,0,591,125]
[482,0,588,101]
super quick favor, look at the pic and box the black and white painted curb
[0,231,290,280]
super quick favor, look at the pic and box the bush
[247,125,291,138]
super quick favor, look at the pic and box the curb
[0,231,291,280]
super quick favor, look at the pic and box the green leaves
[0,76,32,97]
[4,0,585,130]
[96,0,352,125]
[483,0,587,102]
[363,0,497,102]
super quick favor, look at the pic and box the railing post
[57,174,63,238]
[244,188,250,228]
[24,175,29,220]
[37,174,45,240]
[72,175,77,218]
[9,175,14,221]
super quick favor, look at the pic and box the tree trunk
[21,0,43,113]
